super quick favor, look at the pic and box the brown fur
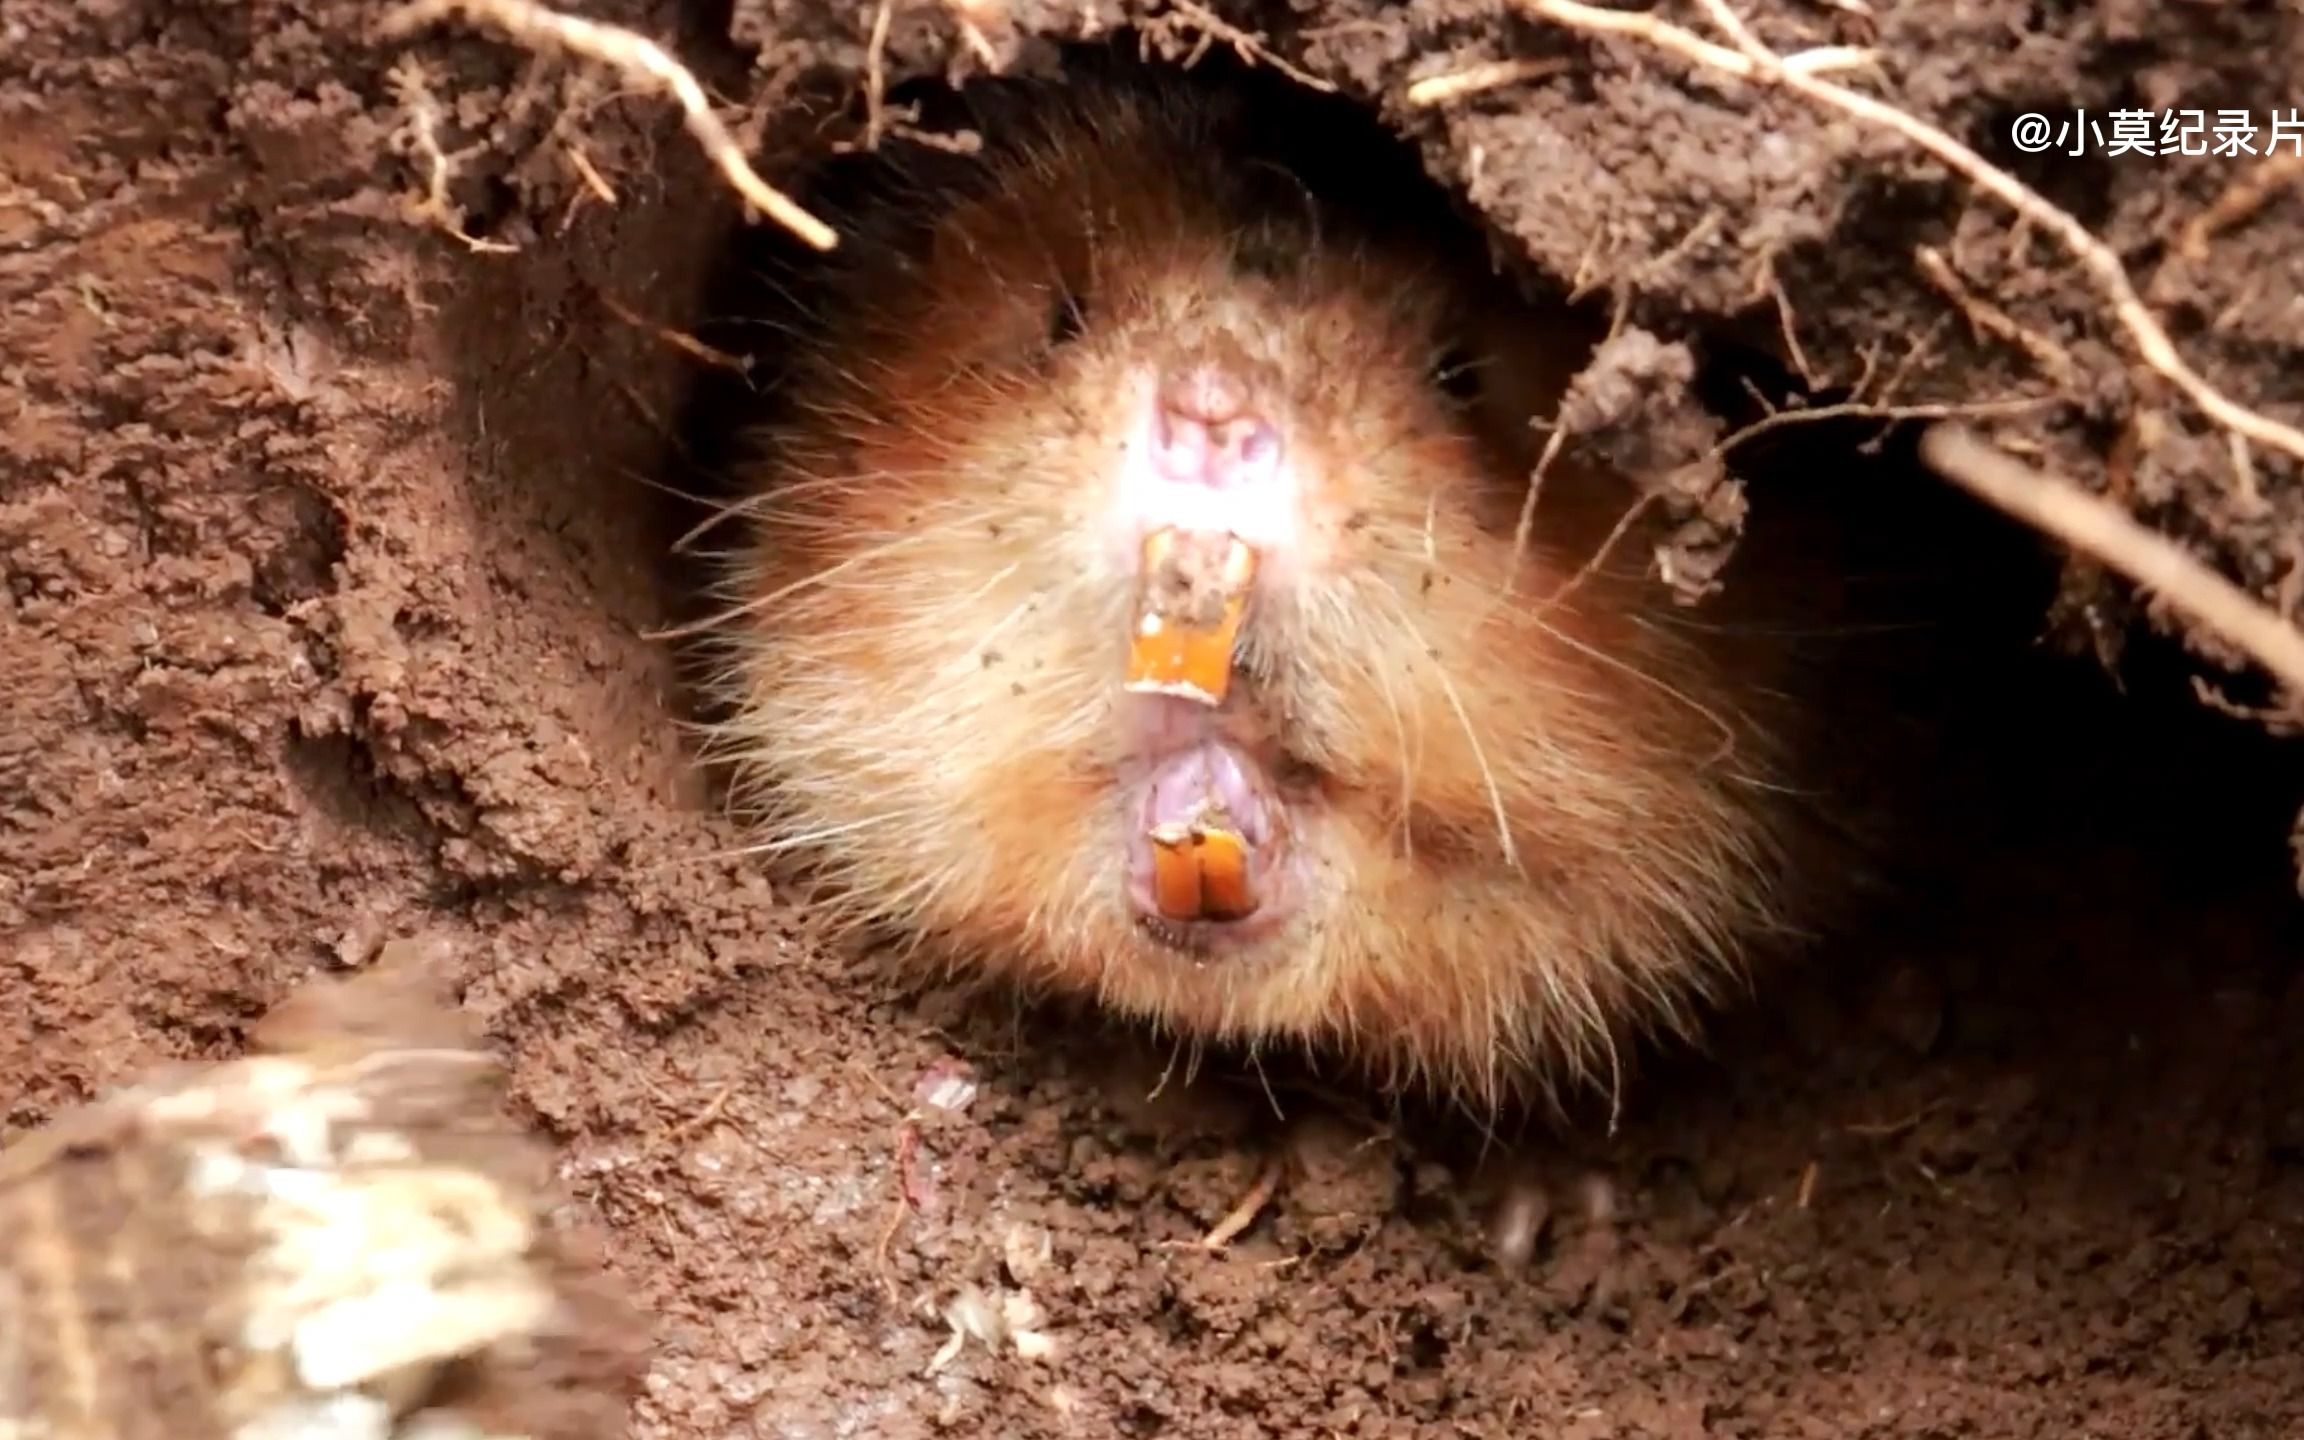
[701,77,1824,1109]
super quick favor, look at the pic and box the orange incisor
[1125,529,1257,708]
[1147,813,1257,923]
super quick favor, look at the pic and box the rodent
[702,63,1857,1108]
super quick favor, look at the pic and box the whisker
[680,809,906,865]
[670,470,919,552]
[934,583,1032,679]
[1528,490,1658,624]
[612,462,721,510]
[1364,638,1418,862]
[1534,615,1746,771]
[648,528,947,639]
[1364,581,1520,871]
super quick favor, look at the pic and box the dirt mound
[7,1,2304,1435]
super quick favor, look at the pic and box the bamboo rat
[703,65,1859,1107]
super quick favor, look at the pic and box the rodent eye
[1047,287,1089,349]
[1431,344,1483,403]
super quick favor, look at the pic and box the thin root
[597,291,753,374]
[1404,57,1574,108]
[871,1121,924,1301]
[1921,424,2304,703]
[862,0,895,150]
[1510,0,1872,78]
[666,1076,742,1142]
[1913,245,2077,385]
[1156,0,1337,93]
[1755,253,1823,388]
[1708,394,2058,461]
[1504,421,1575,596]
[386,58,521,253]
[1511,0,2304,470]
[563,139,619,205]
[2177,152,2304,263]
[943,0,1005,67]
[383,0,838,250]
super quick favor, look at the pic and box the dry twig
[1921,425,2304,700]
[383,0,838,250]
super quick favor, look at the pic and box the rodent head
[711,74,1801,1107]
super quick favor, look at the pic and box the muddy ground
[10,0,2304,1435]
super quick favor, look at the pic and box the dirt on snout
[9,0,2304,1436]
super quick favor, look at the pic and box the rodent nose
[1152,367,1283,489]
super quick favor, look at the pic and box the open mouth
[1120,710,1296,950]
[1120,527,1296,950]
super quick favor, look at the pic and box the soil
[8,1,2304,1437]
